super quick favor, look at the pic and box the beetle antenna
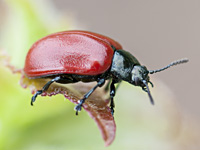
[142,80,154,105]
[149,58,189,74]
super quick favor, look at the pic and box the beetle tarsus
[110,98,115,116]
[75,102,83,115]
[110,101,115,116]
[75,111,79,116]
[31,90,43,106]
[110,107,114,116]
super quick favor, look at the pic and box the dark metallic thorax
[110,50,140,82]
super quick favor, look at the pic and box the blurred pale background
[0,0,199,149]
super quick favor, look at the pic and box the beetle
[24,30,188,115]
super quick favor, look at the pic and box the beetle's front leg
[31,76,61,105]
[31,76,74,105]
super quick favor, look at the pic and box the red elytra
[24,30,122,77]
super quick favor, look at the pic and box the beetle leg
[75,78,105,115]
[110,80,116,116]
[31,76,63,105]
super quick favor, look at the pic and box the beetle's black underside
[27,71,113,83]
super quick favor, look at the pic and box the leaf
[20,73,116,146]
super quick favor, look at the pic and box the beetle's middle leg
[109,80,121,116]
[75,78,105,115]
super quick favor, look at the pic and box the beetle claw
[31,95,36,106]
[74,104,82,115]
[31,98,34,106]
[110,108,114,117]
[31,90,43,106]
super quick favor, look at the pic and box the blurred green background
[0,0,199,149]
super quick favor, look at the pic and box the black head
[131,58,189,105]
[131,65,154,104]
[110,49,188,105]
